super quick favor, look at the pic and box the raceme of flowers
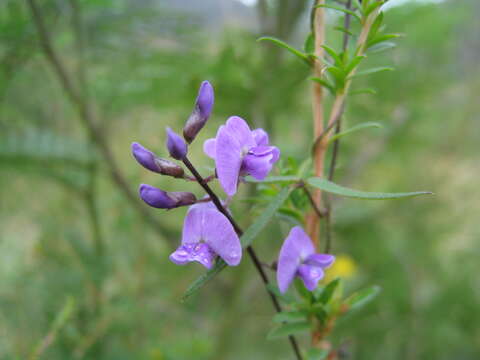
[131,81,334,292]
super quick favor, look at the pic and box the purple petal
[131,142,159,173]
[304,254,335,268]
[242,152,274,180]
[139,184,176,209]
[277,226,316,293]
[166,127,188,160]
[224,116,256,149]
[215,125,243,196]
[252,128,269,146]
[169,243,216,269]
[203,138,217,159]
[181,206,204,244]
[270,146,280,164]
[297,264,324,291]
[202,209,242,266]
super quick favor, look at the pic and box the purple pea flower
[183,81,214,143]
[277,226,335,293]
[166,127,188,160]
[139,184,196,209]
[203,116,280,196]
[170,201,242,269]
[131,142,185,178]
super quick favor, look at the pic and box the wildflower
[166,127,188,160]
[183,80,214,143]
[139,184,196,209]
[277,226,335,293]
[169,201,242,269]
[131,142,185,178]
[203,116,280,196]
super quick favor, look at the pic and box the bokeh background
[0,0,478,359]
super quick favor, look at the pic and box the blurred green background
[0,0,479,359]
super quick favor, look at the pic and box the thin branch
[182,157,302,360]
[306,0,327,248]
[26,0,176,239]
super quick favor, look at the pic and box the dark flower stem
[182,156,302,360]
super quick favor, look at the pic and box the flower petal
[203,138,217,159]
[224,116,256,149]
[297,264,324,291]
[305,254,335,268]
[252,128,269,146]
[215,125,243,196]
[242,152,274,180]
[169,243,216,269]
[277,226,316,293]
[202,209,242,266]
[181,206,204,245]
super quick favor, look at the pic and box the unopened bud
[183,81,214,143]
[132,142,185,178]
[166,127,188,160]
[139,184,196,209]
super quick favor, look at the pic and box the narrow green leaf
[181,260,227,302]
[364,1,383,17]
[304,33,315,54]
[352,66,394,78]
[266,284,295,304]
[317,278,341,304]
[344,55,366,75]
[333,25,354,36]
[267,321,310,340]
[306,178,433,200]
[315,4,361,22]
[257,37,311,66]
[326,66,346,88]
[369,12,384,37]
[368,41,396,53]
[311,77,336,95]
[345,285,381,312]
[367,33,401,48]
[350,88,377,96]
[241,186,292,247]
[244,175,300,184]
[307,348,330,360]
[328,122,383,143]
[321,45,343,67]
[273,311,307,323]
[352,0,364,14]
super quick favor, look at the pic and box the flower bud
[139,184,196,209]
[166,127,188,160]
[131,142,185,178]
[183,81,214,143]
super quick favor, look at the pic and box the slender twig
[306,0,327,248]
[301,183,327,219]
[182,157,302,360]
[26,0,176,238]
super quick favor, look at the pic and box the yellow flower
[324,254,357,282]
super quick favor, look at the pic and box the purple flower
[139,184,196,209]
[183,81,214,143]
[277,226,335,293]
[170,201,242,269]
[203,116,280,196]
[166,127,188,160]
[131,142,185,178]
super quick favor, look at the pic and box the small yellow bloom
[324,254,357,282]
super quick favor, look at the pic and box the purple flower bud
[183,81,214,143]
[166,127,188,160]
[139,184,196,209]
[131,142,185,178]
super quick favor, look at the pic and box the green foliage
[307,178,433,200]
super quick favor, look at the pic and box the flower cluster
[131,81,333,293]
